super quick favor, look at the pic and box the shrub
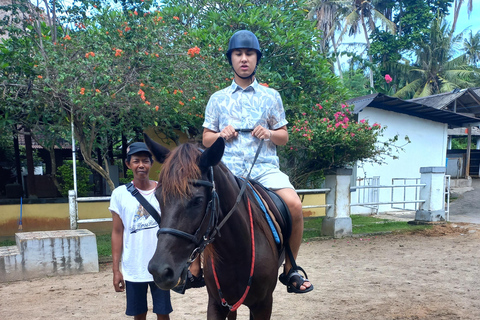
[56,160,94,197]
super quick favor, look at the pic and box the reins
[211,138,264,236]
[156,135,265,307]
[211,197,255,311]
[154,137,264,262]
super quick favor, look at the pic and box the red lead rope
[211,198,255,312]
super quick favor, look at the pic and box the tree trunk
[24,128,37,198]
[73,119,116,193]
[48,146,61,192]
[13,130,22,185]
[331,33,343,80]
[361,13,374,90]
[79,142,116,193]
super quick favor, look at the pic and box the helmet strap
[232,65,258,83]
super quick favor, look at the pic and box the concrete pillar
[322,168,352,238]
[415,167,446,222]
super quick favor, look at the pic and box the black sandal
[172,269,205,294]
[279,266,314,294]
[185,269,205,289]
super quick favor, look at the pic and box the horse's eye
[190,196,204,208]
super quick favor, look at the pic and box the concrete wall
[1,194,325,239]
[352,107,448,214]
[0,201,112,239]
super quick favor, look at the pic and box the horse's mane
[158,143,201,202]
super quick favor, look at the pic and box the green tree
[340,0,396,89]
[394,16,478,99]
[368,0,453,94]
[1,0,396,192]
[463,30,480,67]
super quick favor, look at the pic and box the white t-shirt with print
[109,182,160,282]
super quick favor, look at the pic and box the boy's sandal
[172,269,205,294]
[185,269,205,289]
[279,266,314,294]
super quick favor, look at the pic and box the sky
[446,0,480,36]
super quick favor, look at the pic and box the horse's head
[143,133,225,290]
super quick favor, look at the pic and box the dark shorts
[125,281,172,316]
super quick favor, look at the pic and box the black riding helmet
[226,30,262,65]
[226,30,262,80]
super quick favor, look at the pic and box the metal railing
[69,190,112,230]
[391,178,422,211]
[350,181,426,210]
[69,188,332,229]
[68,174,452,228]
[353,176,380,213]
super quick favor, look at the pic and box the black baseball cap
[126,142,152,157]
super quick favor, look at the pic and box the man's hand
[252,125,271,140]
[113,270,125,292]
[219,125,238,141]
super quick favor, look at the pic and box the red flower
[187,46,201,57]
[385,74,392,84]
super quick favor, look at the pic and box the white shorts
[252,169,295,190]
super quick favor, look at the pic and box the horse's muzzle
[148,260,187,290]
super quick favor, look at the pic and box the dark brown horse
[144,133,282,319]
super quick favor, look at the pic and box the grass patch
[0,215,432,259]
[303,214,431,240]
[96,233,112,259]
[0,239,16,246]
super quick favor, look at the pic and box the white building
[347,93,480,214]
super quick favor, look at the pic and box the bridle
[155,138,264,268]
[156,166,221,266]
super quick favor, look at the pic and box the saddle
[236,177,292,251]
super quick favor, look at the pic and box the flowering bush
[279,100,389,188]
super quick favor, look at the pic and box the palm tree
[395,17,477,99]
[307,0,346,79]
[463,30,480,67]
[340,0,396,89]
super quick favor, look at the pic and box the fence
[68,170,451,229]
[68,189,332,230]
[351,175,451,221]
[68,190,112,230]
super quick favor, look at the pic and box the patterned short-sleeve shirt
[203,79,288,178]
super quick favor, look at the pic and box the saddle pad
[258,192,284,247]
[236,177,282,246]
[250,181,292,241]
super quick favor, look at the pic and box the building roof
[408,87,480,117]
[347,93,480,129]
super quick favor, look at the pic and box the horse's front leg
[249,296,273,320]
[207,296,233,320]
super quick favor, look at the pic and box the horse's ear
[143,133,170,164]
[199,137,225,170]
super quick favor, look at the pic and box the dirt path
[1,224,480,320]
